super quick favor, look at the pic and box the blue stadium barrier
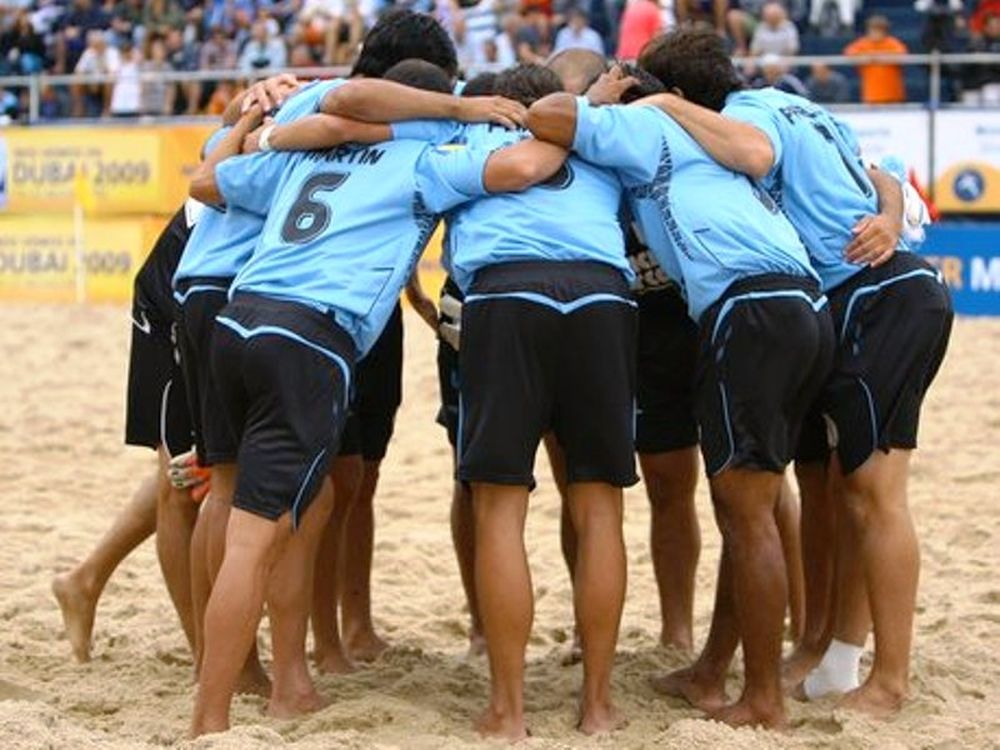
[920,223,1000,315]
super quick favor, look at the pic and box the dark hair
[494,63,563,107]
[351,9,458,80]
[382,58,452,94]
[638,28,742,112]
[618,62,667,104]
[546,48,607,95]
[461,72,498,97]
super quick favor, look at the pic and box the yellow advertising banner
[0,215,168,303]
[0,124,214,216]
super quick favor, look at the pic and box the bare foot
[315,645,357,675]
[560,632,582,667]
[649,666,728,712]
[475,706,528,741]
[52,572,96,663]
[708,697,787,729]
[266,688,329,719]
[781,645,824,693]
[344,630,389,663]
[838,681,905,719]
[578,700,627,735]
[236,659,272,697]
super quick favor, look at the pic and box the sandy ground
[0,304,997,749]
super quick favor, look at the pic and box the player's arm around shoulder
[482,139,568,193]
[636,92,776,179]
[189,106,264,204]
[244,115,392,154]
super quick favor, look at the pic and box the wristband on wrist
[258,124,276,152]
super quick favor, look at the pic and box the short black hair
[351,9,458,80]
[383,59,452,94]
[618,62,667,104]
[494,63,563,107]
[638,28,743,112]
[461,72,498,97]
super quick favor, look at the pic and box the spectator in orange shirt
[617,0,663,59]
[844,15,909,103]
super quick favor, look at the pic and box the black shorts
[125,284,193,456]
[175,277,239,466]
[211,293,355,525]
[696,274,835,477]
[437,276,463,448]
[458,261,639,488]
[635,286,700,454]
[809,253,953,474]
[338,302,403,461]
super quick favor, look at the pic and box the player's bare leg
[312,457,360,674]
[782,460,835,689]
[775,475,806,644]
[191,463,269,695]
[450,474,485,656]
[473,482,531,741]
[341,459,390,662]
[267,480,335,718]
[542,434,583,666]
[154,448,199,653]
[643,447,700,653]
[705,468,788,730]
[190,507,290,738]
[650,545,734,711]
[837,450,916,718]
[53,470,158,662]
[568,482,627,735]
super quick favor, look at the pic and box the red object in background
[910,169,940,221]
[970,0,1000,35]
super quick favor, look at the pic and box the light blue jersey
[173,79,346,290]
[723,88,907,292]
[396,120,631,292]
[572,98,817,321]
[217,138,492,356]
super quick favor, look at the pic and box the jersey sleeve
[721,95,784,173]
[414,144,492,214]
[572,98,661,186]
[391,119,464,145]
[216,151,293,215]
[274,78,346,123]
[202,126,230,159]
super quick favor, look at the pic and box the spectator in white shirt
[72,30,120,116]
[751,2,800,56]
[110,38,142,117]
[553,9,605,54]
[239,19,288,72]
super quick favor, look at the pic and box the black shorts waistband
[718,273,822,304]
[223,292,357,362]
[175,275,234,302]
[469,261,631,302]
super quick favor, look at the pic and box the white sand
[0,304,997,748]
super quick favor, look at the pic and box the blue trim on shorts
[716,382,736,476]
[290,448,327,530]
[214,316,352,397]
[839,268,943,342]
[172,283,230,305]
[858,377,879,461]
[711,289,828,345]
[463,291,637,314]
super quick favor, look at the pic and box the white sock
[803,639,863,700]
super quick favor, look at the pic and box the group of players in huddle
[51,7,954,741]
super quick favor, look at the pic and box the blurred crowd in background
[0,0,999,119]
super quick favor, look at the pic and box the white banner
[932,110,1000,213]
[834,108,932,185]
